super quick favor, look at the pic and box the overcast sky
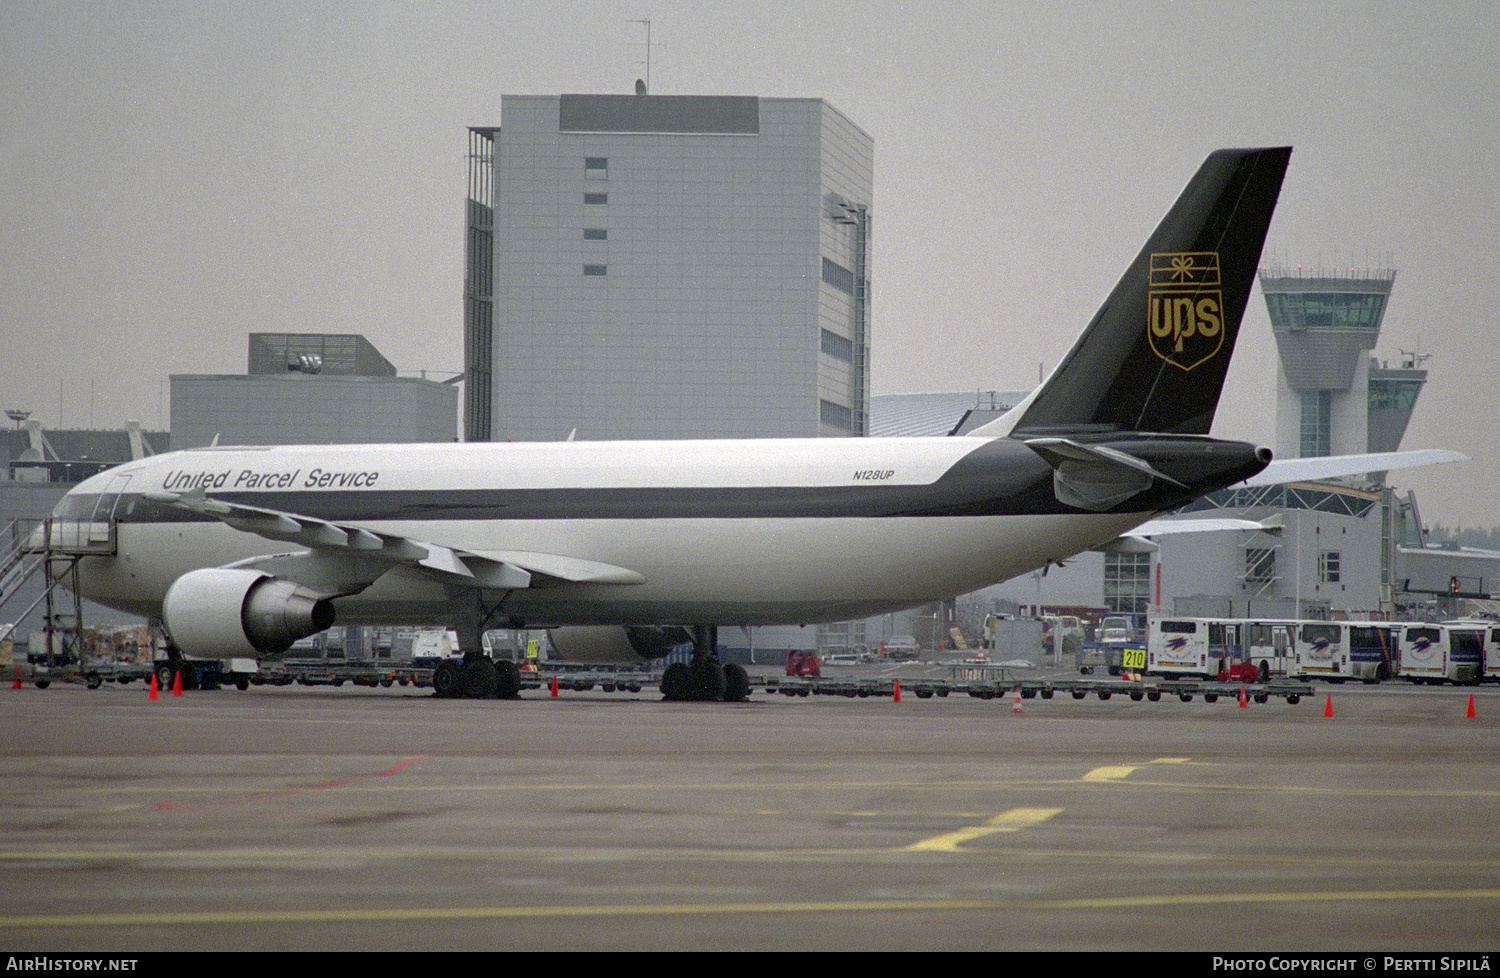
[2,0,1496,528]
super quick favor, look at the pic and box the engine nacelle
[547,625,691,664]
[162,568,336,659]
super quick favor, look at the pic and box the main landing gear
[659,625,749,703]
[431,654,523,700]
[432,596,523,700]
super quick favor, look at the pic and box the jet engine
[162,568,335,658]
[547,625,691,664]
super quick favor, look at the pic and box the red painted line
[156,755,427,811]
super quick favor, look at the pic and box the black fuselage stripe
[60,435,1266,525]
[96,478,1068,523]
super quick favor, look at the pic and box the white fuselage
[59,437,1151,628]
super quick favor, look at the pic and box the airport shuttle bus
[1288,621,1399,683]
[1483,625,1500,684]
[1398,623,1482,685]
[1243,620,1296,681]
[1146,618,1242,680]
[1346,622,1400,683]
[1441,620,1500,685]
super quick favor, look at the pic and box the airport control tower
[1260,264,1426,464]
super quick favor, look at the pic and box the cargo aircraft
[51,146,1309,702]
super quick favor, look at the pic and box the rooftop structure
[171,334,457,449]
[248,333,396,378]
[465,93,873,442]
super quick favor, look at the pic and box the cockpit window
[52,494,98,520]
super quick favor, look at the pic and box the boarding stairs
[0,516,116,653]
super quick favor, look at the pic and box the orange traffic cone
[1466,693,1476,719]
[171,669,183,696]
[1323,693,1333,718]
[1012,686,1023,714]
[1238,686,1248,708]
[549,675,559,697]
[149,673,159,701]
[12,665,21,690]
[892,679,901,703]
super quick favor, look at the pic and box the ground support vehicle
[274,654,394,687]
[18,648,253,691]
[152,655,257,691]
[1097,614,1143,675]
[539,663,653,693]
[78,660,154,688]
[785,649,821,677]
[754,674,1312,705]
[20,656,153,690]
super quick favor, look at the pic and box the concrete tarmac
[2,678,1498,952]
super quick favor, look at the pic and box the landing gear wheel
[723,663,750,702]
[661,662,692,701]
[460,658,498,699]
[495,660,522,700]
[692,660,726,702]
[431,659,463,699]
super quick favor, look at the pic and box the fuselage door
[87,474,132,544]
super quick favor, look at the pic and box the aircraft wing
[1237,448,1467,487]
[143,488,645,591]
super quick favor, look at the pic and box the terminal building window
[1319,551,1341,584]
[1104,552,1151,615]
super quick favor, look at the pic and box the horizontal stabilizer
[1112,516,1282,541]
[1238,449,1467,487]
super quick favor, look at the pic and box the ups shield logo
[1148,252,1223,371]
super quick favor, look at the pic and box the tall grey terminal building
[465,94,873,442]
